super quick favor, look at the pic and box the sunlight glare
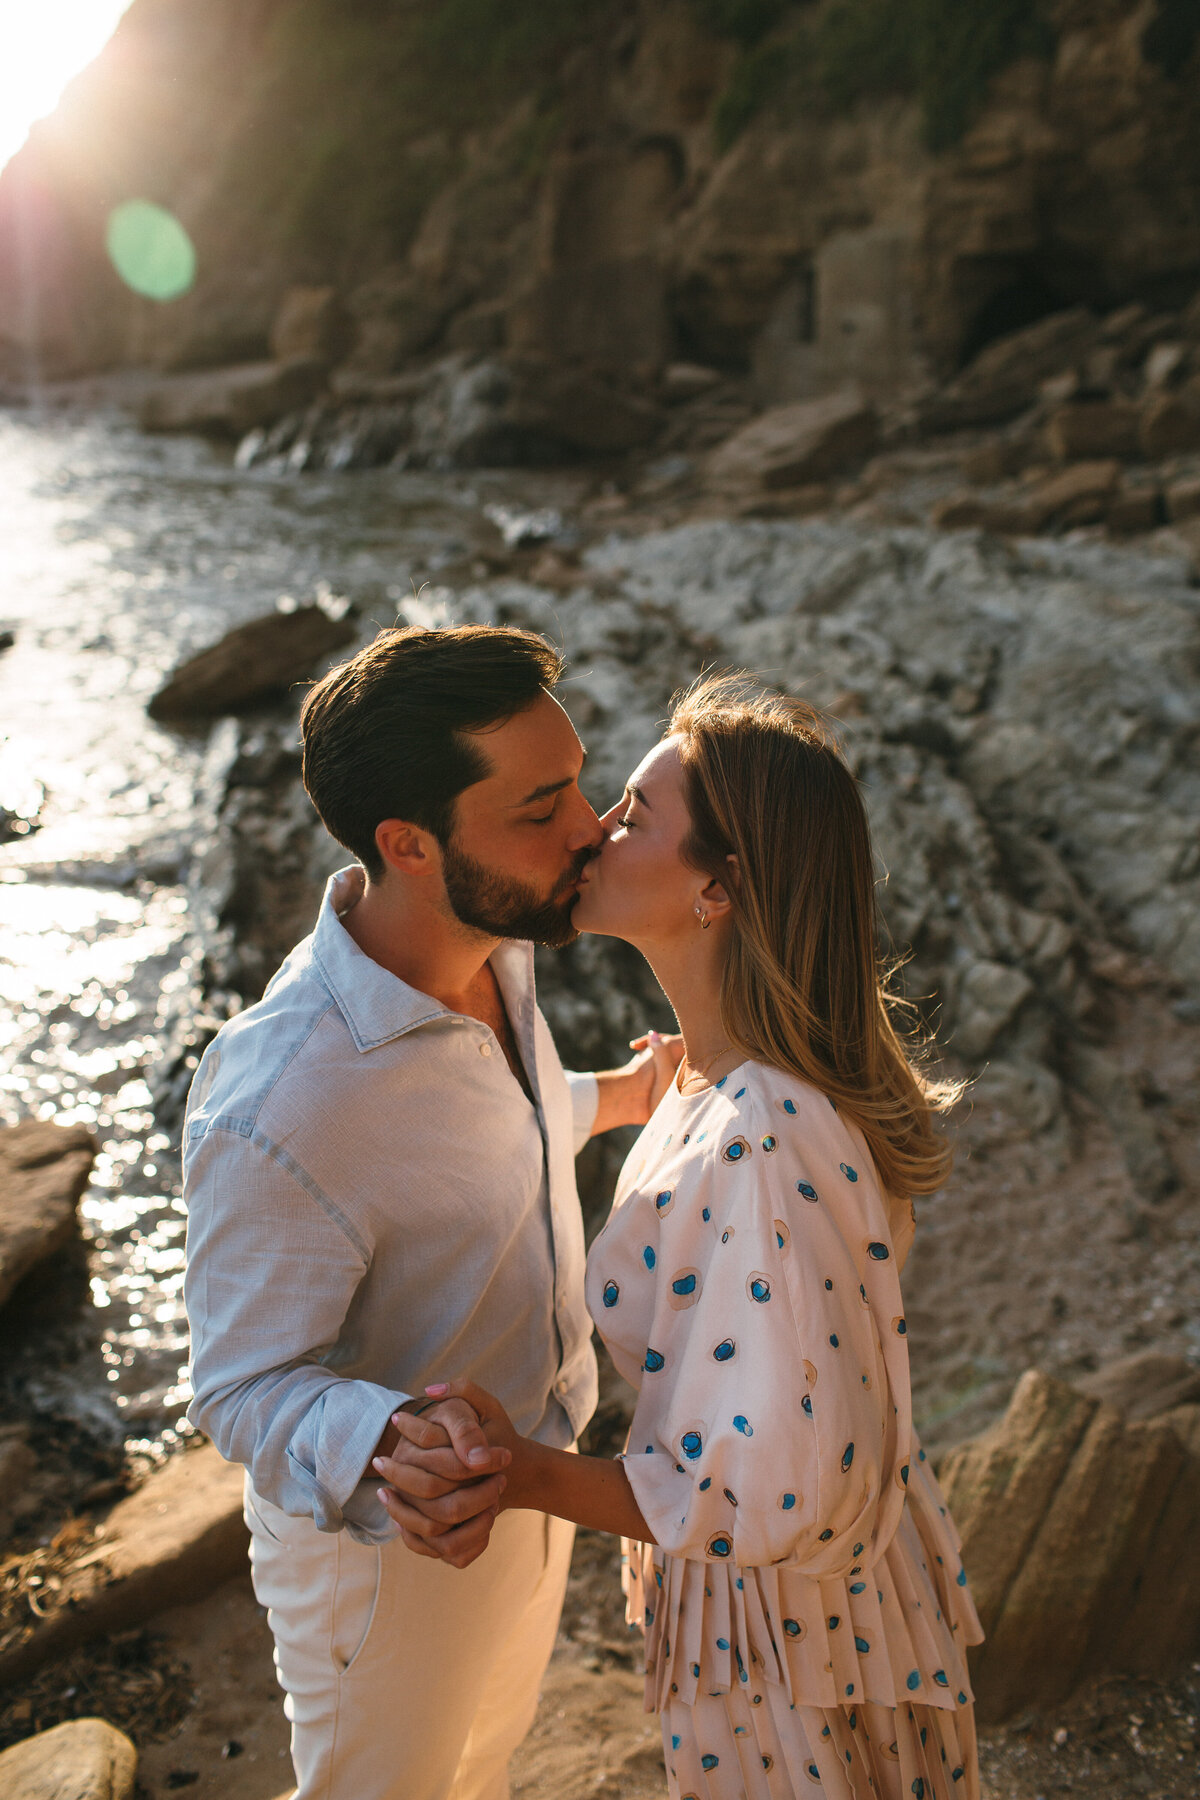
[0,1,134,173]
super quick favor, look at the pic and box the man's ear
[374,817,439,877]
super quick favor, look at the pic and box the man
[183,625,677,1800]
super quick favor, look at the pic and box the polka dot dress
[585,1063,983,1800]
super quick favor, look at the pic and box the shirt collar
[311,865,537,1053]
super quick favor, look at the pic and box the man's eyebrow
[626,782,650,809]
[513,776,574,807]
[511,747,588,808]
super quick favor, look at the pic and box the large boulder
[0,1719,135,1800]
[705,391,878,495]
[0,1122,96,1311]
[939,1366,1200,1722]
[148,604,357,721]
[917,310,1100,432]
[0,1442,248,1687]
[137,359,327,438]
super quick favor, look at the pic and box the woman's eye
[618,814,635,830]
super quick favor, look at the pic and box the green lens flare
[105,201,196,301]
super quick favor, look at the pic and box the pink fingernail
[372,1457,385,1473]
[425,1382,450,1396]
[376,1487,390,1505]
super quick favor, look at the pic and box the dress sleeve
[621,1085,910,1578]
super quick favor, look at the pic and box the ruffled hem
[664,1688,980,1800]
[624,1433,983,1717]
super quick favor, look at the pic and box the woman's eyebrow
[626,782,651,810]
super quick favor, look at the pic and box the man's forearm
[590,1065,653,1135]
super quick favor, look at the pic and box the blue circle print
[781,1491,796,1510]
[643,1348,665,1373]
[699,1476,712,1490]
[706,1535,732,1560]
[783,1617,803,1636]
[906,1670,922,1690]
[801,1395,813,1417]
[840,1163,858,1181]
[957,1567,968,1586]
[701,1755,720,1771]
[855,1635,870,1653]
[841,1442,855,1471]
[933,1670,949,1687]
[713,1338,736,1362]
[642,1246,656,1270]
[655,1190,673,1211]
[796,1180,818,1201]
[782,1098,797,1113]
[748,1275,771,1302]
[673,1272,697,1297]
[724,1487,738,1506]
[761,1134,777,1153]
[733,1414,753,1435]
[681,1430,704,1460]
[867,1241,890,1260]
[602,1280,619,1308]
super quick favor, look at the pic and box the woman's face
[572,736,702,944]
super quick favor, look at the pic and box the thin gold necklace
[678,1043,734,1093]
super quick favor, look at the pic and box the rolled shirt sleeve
[184,1125,409,1545]
[620,1089,910,1579]
[565,1070,599,1152]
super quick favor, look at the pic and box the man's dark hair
[300,624,565,879]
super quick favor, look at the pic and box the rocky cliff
[1,0,1198,408]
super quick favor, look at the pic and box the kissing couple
[183,624,982,1800]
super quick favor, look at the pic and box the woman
[378,675,983,1800]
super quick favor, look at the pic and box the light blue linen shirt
[183,866,599,1544]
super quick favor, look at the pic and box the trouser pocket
[330,1531,384,1677]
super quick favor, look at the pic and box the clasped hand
[372,1380,519,1570]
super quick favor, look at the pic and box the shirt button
[555,1378,568,1396]
[479,1042,492,1057]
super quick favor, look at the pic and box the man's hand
[590,1030,684,1135]
[370,1397,510,1569]
[374,1382,522,1570]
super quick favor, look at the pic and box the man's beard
[441,838,592,948]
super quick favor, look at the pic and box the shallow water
[0,405,580,1457]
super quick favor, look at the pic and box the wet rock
[0,1442,247,1686]
[148,604,356,721]
[268,286,350,368]
[1044,400,1140,462]
[0,1122,96,1311]
[705,391,878,496]
[940,1367,1200,1721]
[138,360,327,439]
[0,1717,136,1800]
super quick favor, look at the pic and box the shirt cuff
[564,1070,599,1152]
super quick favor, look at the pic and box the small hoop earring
[699,912,711,930]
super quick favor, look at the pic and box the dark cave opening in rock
[957,265,1065,367]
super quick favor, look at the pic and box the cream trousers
[245,1478,575,1800]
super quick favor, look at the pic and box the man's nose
[568,792,605,849]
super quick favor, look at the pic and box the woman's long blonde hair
[670,673,960,1202]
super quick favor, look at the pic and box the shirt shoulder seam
[191,1121,372,1262]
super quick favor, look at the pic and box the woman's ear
[724,852,741,891]
[699,874,734,922]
